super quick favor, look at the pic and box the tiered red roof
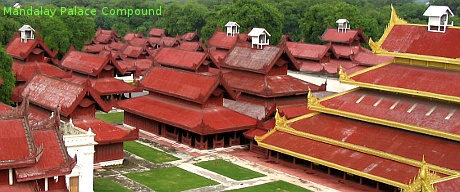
[0,118,37,169]
[181,31,200,42]
[123,32,143,42]
[13,61,69,82]
[120,45,152,59]
[178,41,204,52]
[118,66,255,134]
[60,50,127,76]
[5,33,57,61]
[206,28,248,50]
[286,42,329,60]
[93,27,120,44]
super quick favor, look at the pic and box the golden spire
[275,108,287,128]
[403,156,438,192]
[338,66,350,82]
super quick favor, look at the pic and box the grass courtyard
[124,141,179,163]
[94,178,131,192]
[195,159,265,181]
[228,180,312,192]
[96,112,124,124]
[124,167,219,192]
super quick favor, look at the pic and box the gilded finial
[307,89,321,108]
[275,108,287,128]
[338,66,350,82]
[403,156,438,192]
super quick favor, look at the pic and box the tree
[60,8,96,51]
[201,0,284,44]
[155,2,208,36]
[0,44,14,105]
[0,12,21,45]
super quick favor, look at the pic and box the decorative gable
[248,28,271,49]
[336,19,350,32]
[423,5,454,33]
[19,25,35,43]
[225,21,240,36]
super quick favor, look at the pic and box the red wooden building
[117,66,256,149]
[92,27,120,44]
[0,104,75,191]
[22,74,138,165]
[206,27,249,61]
[255,6,460,191]
[153,47,217,73]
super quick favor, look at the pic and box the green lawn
[124,141,179,163]
[96,112,124,124]
[94,178,131,192]
[195,159,265,181]
[124,167,219,192]
[228,180,312,192]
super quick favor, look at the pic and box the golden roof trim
[370,5,407,53]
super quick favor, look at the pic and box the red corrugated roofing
[223,45,281,73]
[382,25,460,58]
[207,30,239,49]
[223,99,267,120]
[121,45,145,58]
[28,105,52,128]
[179,41,202,51]
[260,130,418,184]
[182,32,198,41]
[0,102,12,115]
[351,63,460,98]
[209,49,228,61]
[223,71,317,97]
[72,118,138,144]
[158,37,178,47]
[117,58,152,71]
[92,78,140,95]
[83,44,106,53]
[123,33,142,42]
[16,128,73,181]
[321,88,460,136]
[435,177,460,192]
[117,95,255,134]
[344,65,367,75]
[109,42,125,50]
[331,44,360,58]
[286,42,329,60]
[141,67,218,104]
[61,51,111,76]
[0,118,35,168]
[94,34,112,44]
[13,61,69,82]
[147,37,161,44]
[149,28,166,37]
[288,114,460,171]
[22,74,86,116]
[320,28,367,44]
[278,104,313,119]
[352,52,393,66]
[243,128,268,138]
[128,38,149,47]
[299,60,323,72]
[154,48,206,71]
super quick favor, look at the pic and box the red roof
[381,25,460,58]
[117,95,255,134]
[128,38,150,47]
[83,44,106,53]
[350,63,460,98]
[157,37,179,47]
[121,45,150,59]
[149,28,166,37]
[154,48,207,71]
[223,44,288,73]
[319,28,367,44]
[0,102,13,115]
[13,61,69,82]
[209,49,229,61]
[94,34,113,44]
[179,41,202,51]
[92,78,141,95]
[286,42,329,60]
[5,34,57,60]
[123,33,143,42]
[223,99,268,120]
[16,127,74,182]
[22,74,86,116]
[351,52,393,66]
[259,129,419,184]
[0,181,38,192]
[93,28,120,44]
[278,104,313,119]
[223,71,317,97]
[141,67,219,104]
[117,58,153,71]
[207,30,239,49]
[0,118,36,169]
[182,31,199,41]
[60,50,127,76]
[330,44,360,58]
[435,177,460,192]
[72,118,138,145]
[288,114,460,171]
[147,37,161,45]
[321,88,460,136]
[109,42,125,50]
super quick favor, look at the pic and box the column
[8,169,13,185]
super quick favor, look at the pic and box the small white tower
[423,5,454,33]
[225,21,240,36]
[336,19,350,32]
[248,28,271,49]
[19,25,35,43]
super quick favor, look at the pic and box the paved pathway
[94,130,352,192]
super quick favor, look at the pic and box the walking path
[94,130,362,191]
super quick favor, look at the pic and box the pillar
[8,169,13,185]
[45,177,49,191]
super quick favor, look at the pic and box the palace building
[255,5,460,191]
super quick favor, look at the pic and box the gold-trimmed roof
[369,5,407,53]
